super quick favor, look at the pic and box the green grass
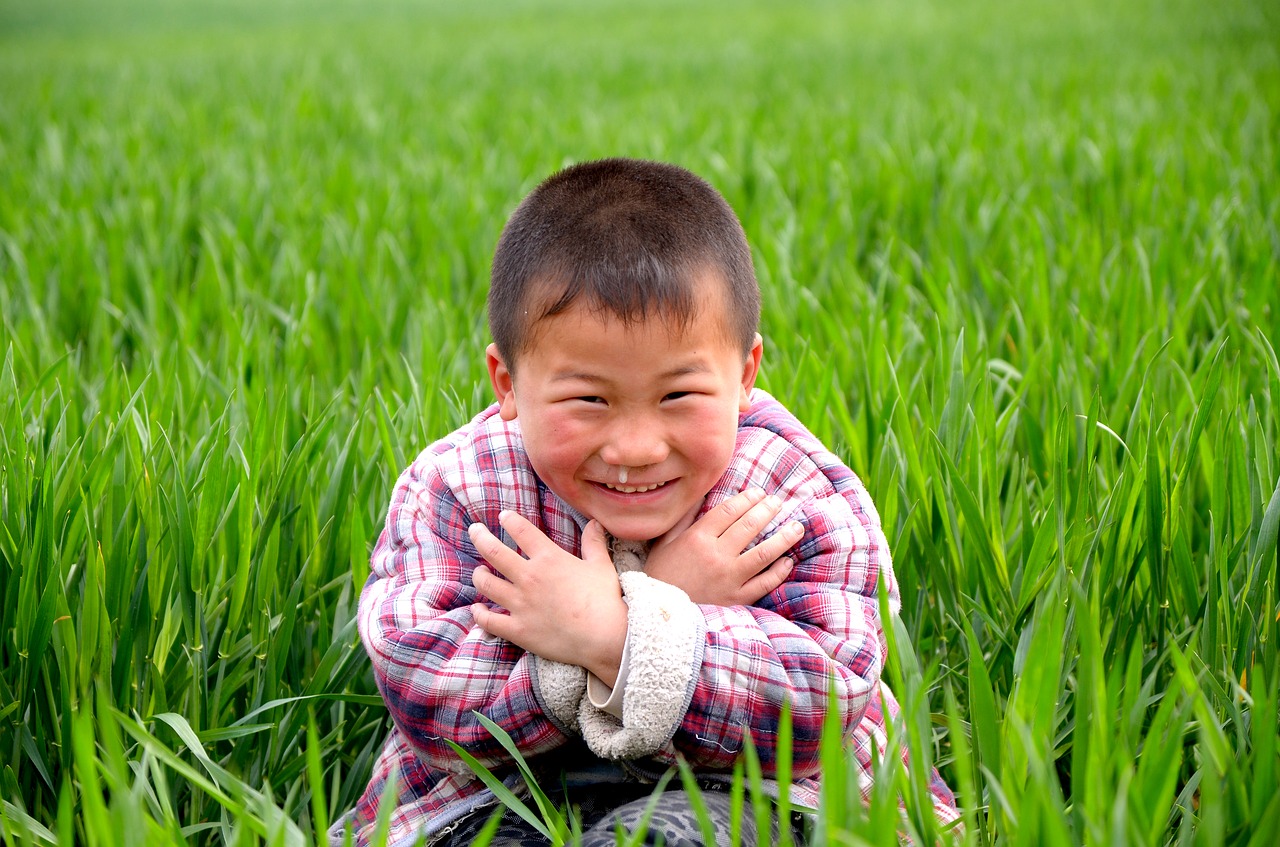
[1,0,1278,843]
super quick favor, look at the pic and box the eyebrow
[549,363,712,383]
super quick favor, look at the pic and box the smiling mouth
[601,480,671,494]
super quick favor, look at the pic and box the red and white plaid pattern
[333,390,958,846]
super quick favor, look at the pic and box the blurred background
[2,0,1278,843]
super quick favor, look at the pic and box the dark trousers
[439,785,806,846]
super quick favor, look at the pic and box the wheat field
[1,0,1278,843]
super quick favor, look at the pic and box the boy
[332,159,959,846]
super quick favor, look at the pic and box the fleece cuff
[532,656,587,736]
[579,570,703,760]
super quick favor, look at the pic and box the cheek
[535,442,587,478]
[523,412,594,477]
[679,407,740,474]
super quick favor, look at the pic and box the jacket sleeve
[358,423,578,771]
[613,396,897,779]
[676,472,894,779]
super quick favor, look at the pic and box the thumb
[581,519,611,563]
[656,501,700,547]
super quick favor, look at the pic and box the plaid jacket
[332,390,958,846]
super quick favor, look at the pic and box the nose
[600,414,669,469]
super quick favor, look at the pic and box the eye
[575,396,606,405]
[662,391,693,402]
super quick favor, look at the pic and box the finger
[497,509,556,556]
[720,495,788,551]
[468,521,524,577]
[656,502,701,547]
[735,556,794,605]
[735,519,805,573]
[580,519,611,564]
[470,602,511,642]
[696,488,766,537]
[471,565,514,605]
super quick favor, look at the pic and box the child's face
[487,280,762,542]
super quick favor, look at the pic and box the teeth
[604,480,668,493]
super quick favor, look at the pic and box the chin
[600,526,654,543]
[597,518,674,543]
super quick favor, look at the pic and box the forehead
[517,272,737,362]
[515,287,737,373]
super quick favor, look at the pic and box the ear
[738,333,763,411]
[486,343,519,421]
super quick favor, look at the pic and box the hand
[644,488,804,606]
[468,512,628,686]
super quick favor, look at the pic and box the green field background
[2,0,1278,843]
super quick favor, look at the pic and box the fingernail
[788,520,804,535]
[748,487,765,499]
[468,522,484,535]
[765,494,782,509]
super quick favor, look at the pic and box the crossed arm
[466,488,804,686]
[363,435,893,777]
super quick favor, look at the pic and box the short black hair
[488,158,759,368]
